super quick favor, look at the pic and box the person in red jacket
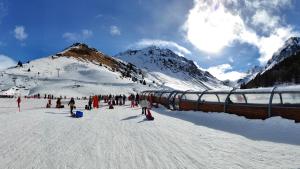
[146,109,154,121]
[93,95,99,108]
[17,96,21,112]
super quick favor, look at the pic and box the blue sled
[75,111,83,118]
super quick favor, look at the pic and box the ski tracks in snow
[0,100,300,169]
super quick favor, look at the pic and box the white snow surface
[0,98,299,169]
[0,56,157,97]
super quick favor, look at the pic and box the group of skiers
[16,93,155,120]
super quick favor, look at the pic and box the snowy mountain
[0,43,159,97]
[0,43,228,97]
[264,37,300,73]
[240,37,300,88]
[115,46,228,90]
[236,65,263,86]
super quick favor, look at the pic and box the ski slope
[0,98,299,169]
[0,57,156,97]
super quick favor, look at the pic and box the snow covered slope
[236,65,263,86]
[0,43,229,97]
[238,37,300,88]
[239,37,300,88]
[0,99,299,169]
[264,37,300,73]
[115,46,228,90]
[0,56,155,97]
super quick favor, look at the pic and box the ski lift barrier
[141,86,300,122]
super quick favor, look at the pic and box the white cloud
[184,0,298,64]
[82,29,93,38]
[62,29,93,42]
[251,10,280,32]
[110,25,121,36]
[0,2,7,23]
[14,26,28,41]
[0,54,16,70]
[132,39,191,55]
[206,64,246,81]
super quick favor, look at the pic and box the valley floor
[0,98,299,169]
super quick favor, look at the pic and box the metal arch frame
[197,90,209,110]
[242,94,248,104]
[167,90,182,110]
[178,90,195,110]
[268,87,277,117]
[224,88,237,113]
[215,94,220,103]
[173,91,186,111]
[158,91,170,103]
[141,87,300,120]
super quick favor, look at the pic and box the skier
[93,95,99,108]
[46,99,51,108]
[17,96,21,112]
[88,96,92,110]
[56,98,62,108]
[68,97,75,116]
[122,94,126,105]
[130,94,135,108]
[135,93,140,105]
[140,98,148,115]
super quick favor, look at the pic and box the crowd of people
[16,93,155,120]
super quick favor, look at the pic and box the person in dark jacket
[135,93,140,105]
[88,96,92,110]
[68,97,75,116]
[122,94,126,105]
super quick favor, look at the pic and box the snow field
[0,98,299,169]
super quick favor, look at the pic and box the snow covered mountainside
[0,43,228,97]
[0,43,158,97]
[264,37,300,72]
[115,46,228,90]
[238,37,300,88]
[236,65,263,86]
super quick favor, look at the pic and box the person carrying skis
[68,97,75,116]
[17,96,21,112]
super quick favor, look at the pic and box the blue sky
[0,0,300,81]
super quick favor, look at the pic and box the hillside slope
[242,37,300,88]
[115,46,228,90]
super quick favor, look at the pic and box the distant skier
[93,95,99,108]
[88,96,93,110]
[17,96,21,112]
[130,94,135,108]
[135,93,140,105]
[68,97,75,116]
[56,98,62,108]
[122,94,126,105]
[46,99,51,108]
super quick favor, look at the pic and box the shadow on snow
[153,107,300,146]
